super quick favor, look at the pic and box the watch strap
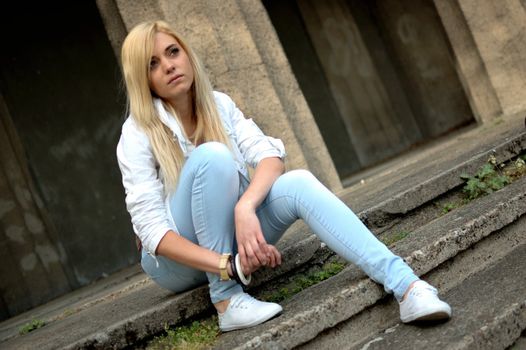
[219,253,231,281]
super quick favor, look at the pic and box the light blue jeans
[141,142,419,303]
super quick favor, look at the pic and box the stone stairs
[0,115,524,349]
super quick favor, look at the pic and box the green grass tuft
[382,231,410,246]
[147,316,219,350]
[19,319,46,335]
[461,162,510,200]
[262,261,346,303]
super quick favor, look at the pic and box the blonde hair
[121,20,230,191]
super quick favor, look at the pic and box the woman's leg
[141,249,207,292]
[255,169,419,300]
[141,142,242,303]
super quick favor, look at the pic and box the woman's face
[148,32,194,105]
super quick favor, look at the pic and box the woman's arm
[235,157,285,272]
[156,230,227,275]
[117,119,175,256]
[157,156,283,277]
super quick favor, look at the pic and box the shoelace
[230,293,256,310]
[408,283,438,298]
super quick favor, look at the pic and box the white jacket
[116,91,286,255]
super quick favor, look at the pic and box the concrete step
[510,331,526,349]
[213,176,526,349]
[341,120,526,233]
[0,121,524,349]
[348,233,526,350]
[301,211,526,349]
[0,264,145,343]
[0,233,333,349]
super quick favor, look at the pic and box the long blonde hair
[121,20,230,191]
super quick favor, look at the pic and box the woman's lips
[168,74,183,85]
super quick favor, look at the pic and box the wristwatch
[219,253,232,281]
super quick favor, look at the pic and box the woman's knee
[194,142,231,159]
[278,169,318,188]
[270,169,322,199]
[192,142,236,173]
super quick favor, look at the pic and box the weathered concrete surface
[434,0,526,122]
[352,243,526,350]
[510,332,526,349]
[0,277,209,350]
[457,0,526,117]
[342,114,526,228]
[433,0,502,123]
[213,177,526,349]
[302,208,526,349]
[0,264,143,343]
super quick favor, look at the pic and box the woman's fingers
[267,245,281,266]
[237,245,250,274]
[240,240,263,273]
[246,243,261,269]
[235,210,269,267]
[267,247,277,267]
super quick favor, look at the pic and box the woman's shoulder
[120,116,150,144]
[213,90,235,110]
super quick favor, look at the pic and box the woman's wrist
[236,196,257,212]
[218,254,239,280]
[218,253,231,281]
[227,260,234,278]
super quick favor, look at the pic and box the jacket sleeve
[116,119,173,255]
[218,92,286,168]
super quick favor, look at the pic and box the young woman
[117,20,451,332]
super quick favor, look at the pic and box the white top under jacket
[116,91,287,255]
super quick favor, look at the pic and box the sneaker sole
[412,310,451,322]
[220,308,283,332]
[401,307,452,323]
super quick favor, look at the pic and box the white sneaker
[399,280,452,323]
[218,292,283,332]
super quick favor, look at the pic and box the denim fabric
[141,142,419,303]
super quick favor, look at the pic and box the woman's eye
[169,47,179,56]
[149,59,158,70]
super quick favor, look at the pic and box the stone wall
[0,1,136,319]
[435,0,526,122]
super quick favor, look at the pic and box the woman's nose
[161,58,175,73]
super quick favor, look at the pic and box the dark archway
[0,0,136,319]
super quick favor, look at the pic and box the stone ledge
[301,211,526,349]
[353,243,526,350]
[358,130,526,230]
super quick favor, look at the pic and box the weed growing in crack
[442,202,460,214]
[19,319,46,335]
[460,156,511,200]
[147,316,219,350]
[261,261,346,303]
[382,231,411,246]
[503,157,526,180]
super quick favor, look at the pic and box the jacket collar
[153,98,188,152]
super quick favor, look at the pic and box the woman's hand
[234,204,281,274]
[234,157,285,274]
